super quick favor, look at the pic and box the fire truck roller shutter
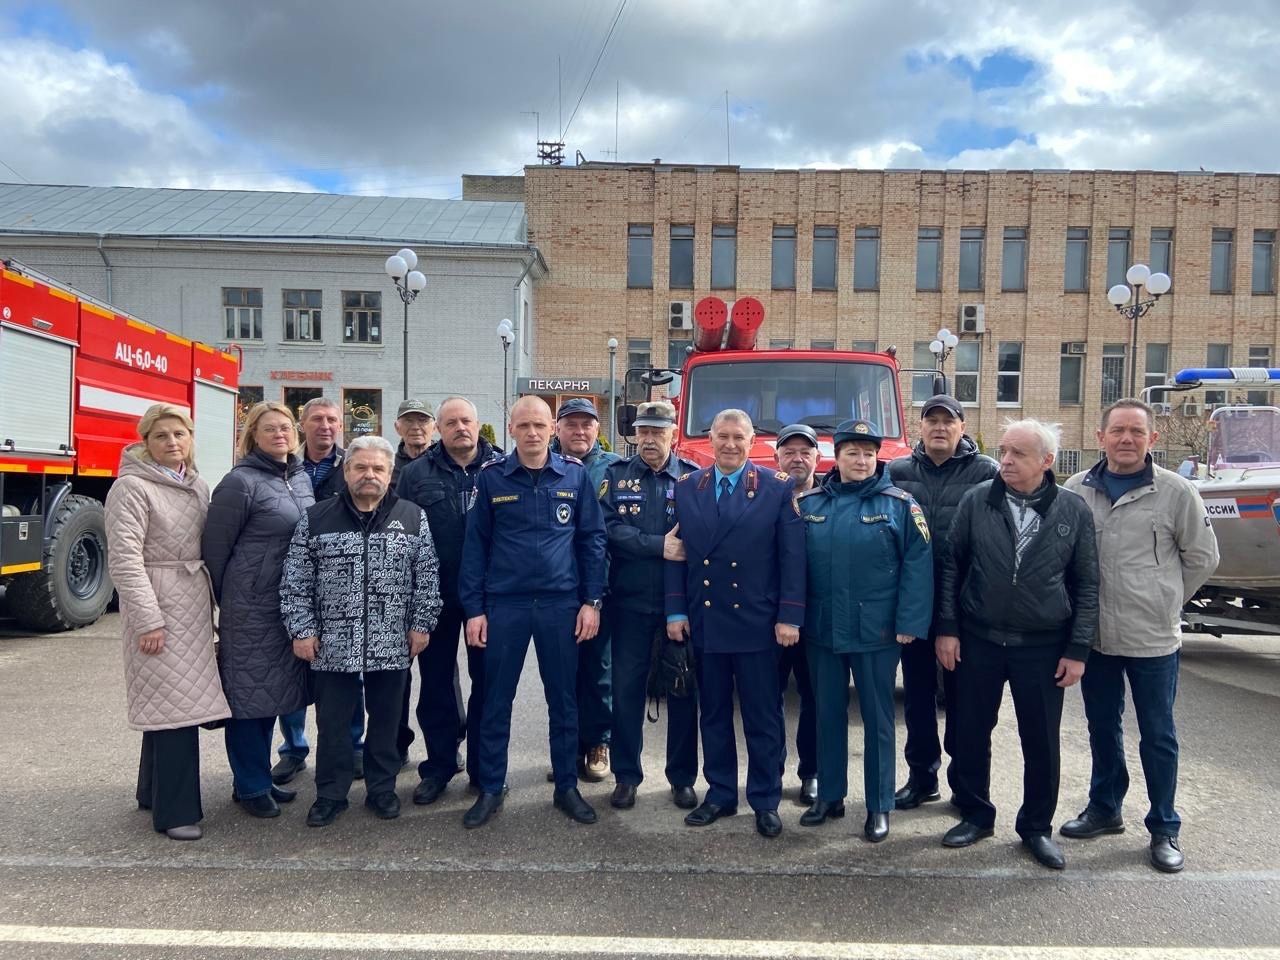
[0,325,73,455]
[193,381,236,490]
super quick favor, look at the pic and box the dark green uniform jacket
[801,466,934,653]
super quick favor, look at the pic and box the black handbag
[646,627,696,722]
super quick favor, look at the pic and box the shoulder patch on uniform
[882,486,912,502]
[598,478,609,499]
[909,501,931,543]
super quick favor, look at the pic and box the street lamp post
[1108,264,1172,397]
[928,327,960,396]
[384,247,427,404]
[607,337,618,450]
[497,318,514,444]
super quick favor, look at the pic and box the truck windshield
[1210,406,1280,466]
[684,359,901,438]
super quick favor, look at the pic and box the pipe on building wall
[511,246,541,399]
[96,235,113,305]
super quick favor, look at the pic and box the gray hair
[711,408,754,432]
[1000,418,1061,459]
[346,435,395,462]
[300,396,340,419]
[437,396,478,419]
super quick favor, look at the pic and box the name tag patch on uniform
[615,493,643,502]
[803,514,827,523]
[491,494,520,505]
[554,490,577,499]
[556,503,573,524]
[861,513,889,524]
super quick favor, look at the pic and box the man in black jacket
[392,398,435,486]
[396,396,500,805]
[936,419,1098,870]
[281,435,442,828]
[887,395,997,810]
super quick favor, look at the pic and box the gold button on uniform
[703,559,710,566]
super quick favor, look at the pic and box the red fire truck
[618,296,913,469]
[0,259,240,631]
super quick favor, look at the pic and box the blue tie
[718,476,731,512]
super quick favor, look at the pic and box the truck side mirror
[617,403,638,439]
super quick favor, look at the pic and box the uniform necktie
[718,476,731,512]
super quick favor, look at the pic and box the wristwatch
[585,598,603,611]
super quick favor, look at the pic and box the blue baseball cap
[556,397,599,420]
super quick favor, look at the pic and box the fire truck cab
[0,260,239,631]
[618,296,911,472]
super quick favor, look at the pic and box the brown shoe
[580,744,609,783]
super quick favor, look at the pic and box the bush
[479,423,497,446]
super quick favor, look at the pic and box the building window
[342,291,381,344]
[997,342,1022,405]
[953,340,980,403]
[628,338,652,372]
[1205,343,1230,406]
[342,388,382,440]
[627,224,653,288]
[282,386,322,421]
[669,224,694,289]
[282,289,322,342]
[1107,228,1132,290]
[812,226,838,291]
[711,225,736,290]
[853,227,880,291]
[1059,343,1084,405]
[769,339,794,349]
[1248,344,1272,405]
[959,227,984,292]
[852,340,877,353]
[1001,227,1028,291]
[1151,228,1174,278]
[668,335,691,369]
[1056,449,1082,476]
[1065,228,1090,292]
[1254,229,1276,295]
[1211,228,1234,294]
[1144,342,1170,395]
[772,225,796,290]
[912,342,935,403]
[1101,344,1126,405]
[223,287,263,340]
[236,385,264,434]
[809,339,835,350]
[917,227,942,291]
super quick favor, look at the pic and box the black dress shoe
[894,780,941,810]
[671,785,698,809]
[799,799,845,826]
[610,783,637,809]
[352,751,365,781]
[306,797,348,828]
[553,787,598,824]
[755,809,783,838]
[270,755,306,786]
[799,777,819,805]
[1023,834,1066,870]
[1060,808,1125,839]
[864,811,890,843]
[942,821,993,847]
[365,791,400,820]
[685,801,736,826]
[463,792,504,829]
[270,785,297,804]
[1150,835,1184,873]
[236,793,281,819]
[413,777,448,806]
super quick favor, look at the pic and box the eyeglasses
[258,425,294,436]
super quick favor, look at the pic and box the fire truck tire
[6,495,114,632]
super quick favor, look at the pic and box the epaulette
[678,457,700,470]
[796,487,824,500]
[774,470,789,481]
[480,457,502,470]
[882,486,912,502]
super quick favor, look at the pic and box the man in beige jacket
[1061,399,1219,873]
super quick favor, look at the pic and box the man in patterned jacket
[281,435,442,828]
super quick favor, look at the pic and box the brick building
[0,182,542,441]
[524,163,1280,469]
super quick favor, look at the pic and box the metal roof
[0,182,527,247]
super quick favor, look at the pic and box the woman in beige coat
[105,403,231,840]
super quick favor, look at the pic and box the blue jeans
[224,716,276,800]
[277,690,366,760]
[1080,649,1181,838]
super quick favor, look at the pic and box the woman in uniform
[798,419,933,841]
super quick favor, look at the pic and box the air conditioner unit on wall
[1181,401,1201,417]
[1067,342,1087,355]
[958,303,986,334]
[668,300,693,330]
[1152,402,1173,416]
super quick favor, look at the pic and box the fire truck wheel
[7,495,114,632]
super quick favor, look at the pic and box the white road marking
[0,925,1276,958]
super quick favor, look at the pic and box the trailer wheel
[6,495,113,631]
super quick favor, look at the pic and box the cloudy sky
[1,0,1276,198]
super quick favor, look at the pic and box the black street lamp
[497,318,514,444]
[1108,264,1172,397]
[384,247,427,404]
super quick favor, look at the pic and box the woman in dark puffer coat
[203,401,314,818]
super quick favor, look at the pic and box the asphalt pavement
[0,610,1278,959]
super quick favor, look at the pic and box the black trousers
[901,629,958,790]
[315,669,407,802]
[952,635,1064,838]
[777,636,816,780]
[136,725,202,832]
[397,603,486,783]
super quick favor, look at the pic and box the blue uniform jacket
[664,462,806,653]
[800,466,934,653]
[458,451,606,617]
